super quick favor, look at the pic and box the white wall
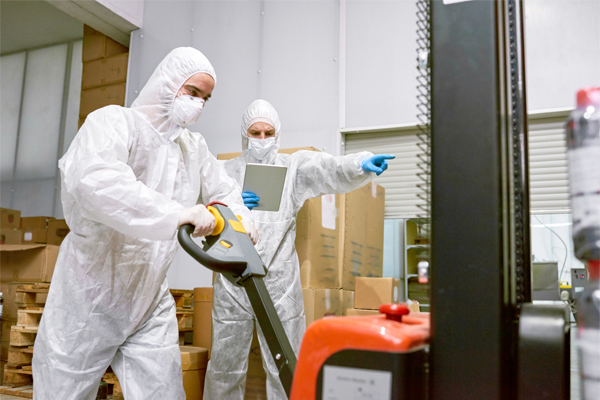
[126,0,600,289]
[524,0,600,110]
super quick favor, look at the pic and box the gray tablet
[242,163,288,212]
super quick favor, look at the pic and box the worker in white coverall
[32,48,258,400]
[204,99,394,399]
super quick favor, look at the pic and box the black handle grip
[177,224,247,276]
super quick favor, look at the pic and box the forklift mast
[429,1,569,399]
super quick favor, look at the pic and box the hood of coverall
[241,99,281,164]
[131,47,217,140]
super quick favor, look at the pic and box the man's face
[177,73,215,102]
[247,122,275,139]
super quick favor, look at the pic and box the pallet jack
[179,202,430,400]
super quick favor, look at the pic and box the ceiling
[1,0,84,55]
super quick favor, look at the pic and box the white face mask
[248,137,276,160]
[171,95,205,127]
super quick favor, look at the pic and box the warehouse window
[343,109,573,217]
[343,123,426,219]
[0,40,83,218]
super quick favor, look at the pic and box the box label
[323,365,392,400]
[322,195,337,230]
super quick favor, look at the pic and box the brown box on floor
[1,229,22,245]
[82,25,128,62]
[303,288,342,326]
[354,277,402,310]
[245,330,267,400]
[0,208,21,229]
[365,182,385,278]
[346,308,381,316]
[0,245,59,283]
[216,146,320,161]
[80,83,127,118]
[339,184,371,290]
[297,194,341,289]
[82,53,129,90]
[180,345,208,400]
[193,287,213,359]
[47,219,70,246]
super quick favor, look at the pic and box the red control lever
[379,303,410,323]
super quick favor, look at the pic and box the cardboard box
[82,53,129,90]
[341,290,354,316]
[346,308,381,316]
[297,194,341,289]
[1,229,22,245]
[47,219,70,246]
[193,287,213,359]
[22,228,47,244]
[20,216,54,230]
[0,208,21,229]
[245,329,266,400]
[180,346,208,400]
[354,277,401,310]
[0,245,59,283]
[303,288,342,326]
[80,83,126,118]
[217,146,320,161]
[365,182,385,277]
[339,184,371,290]
[82,25,128,62]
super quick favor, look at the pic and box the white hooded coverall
[32,48,252,400]
[204,100,374,400]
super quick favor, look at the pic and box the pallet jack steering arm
[177,203,296,398]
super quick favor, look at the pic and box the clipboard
[242,163,288,212]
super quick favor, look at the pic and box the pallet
[7,346,33,366]
[0,385,34,398]
[9,326,37,347]
[176,310,194,330]
[15,283,49,308]
[178,327,193,346]
[170,289,194,309]
[3,364,33,387]
[16,308,44,329]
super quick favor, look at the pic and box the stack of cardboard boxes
[79,25,129,128]
[300,181,386,324]
[0,208,69,390]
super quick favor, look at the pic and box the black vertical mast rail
[430,1,530,398]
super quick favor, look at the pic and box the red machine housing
[290,305,430,400]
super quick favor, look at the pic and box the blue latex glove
[242,191,260,210]
[361,154,395,176]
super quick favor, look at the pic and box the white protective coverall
[204,100,374,399]
[32,48,252,400]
